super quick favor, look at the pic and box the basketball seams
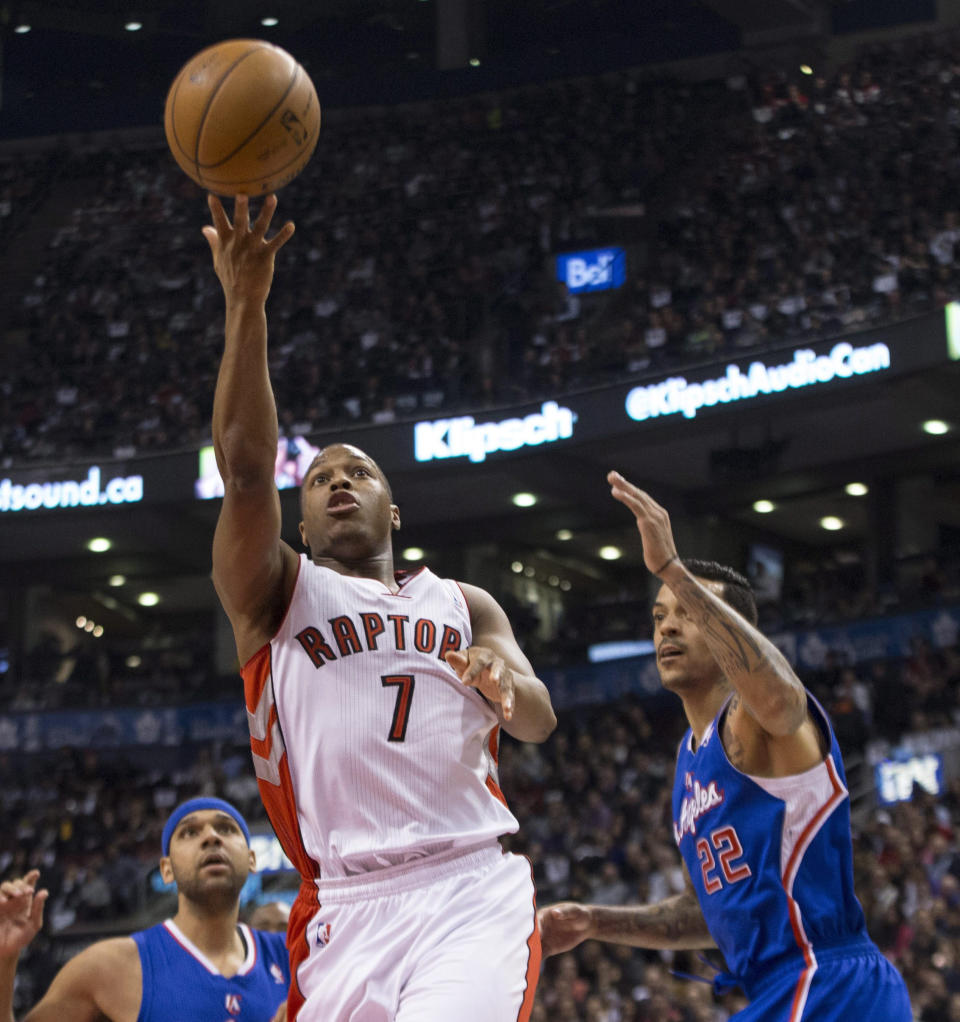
[198,61,302,173]
[193,45,274,174]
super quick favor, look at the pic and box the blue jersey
[672,695,910,1019]
[133,920,289,1022]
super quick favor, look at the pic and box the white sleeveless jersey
[242,554,519,880]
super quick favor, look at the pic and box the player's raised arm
[447,583,557,743]
[204,194,300,662]
[608,471,807,738]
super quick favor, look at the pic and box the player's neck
[314,551,400,591]
[682,686,730,748]
[172,902,244,962]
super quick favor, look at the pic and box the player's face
[161,811,254,909]
[299,444,399,561]
[651,579,727,694]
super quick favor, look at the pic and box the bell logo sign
[414,401,577,463]
[556,248,626,294]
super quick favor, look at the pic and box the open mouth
[659,646,684,663]
[327,493,359,515]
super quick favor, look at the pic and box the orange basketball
[164,39,320,196]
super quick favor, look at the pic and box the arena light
[86,537,112,552]
[468,58,481,67]
[845,482,869,497]
[800,64,813,75]
[555,529,573,541]
[124,20,143,32]
[14,23,30,34]
[512,492,537,508]
[922,419,950,435]
[820,516,844,531]
[92,625,104,638]
[560,580,572,591]
[402,547,424,561]
[76,616,87,628]
[137,592,160,607]
[260,16,279,26]
[511,561,523,574]
[109,574,127,587]
[753,500,776,514]
[599,545,622,561]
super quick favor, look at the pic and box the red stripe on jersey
[242,646,320,880]
[286,882,319,1020]
[516,858,542,1022]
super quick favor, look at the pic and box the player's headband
[161,797,251,856]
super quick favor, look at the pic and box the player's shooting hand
[445,646,515,721]
[538,903,595,957]
[202,193,295,305]
[0,870,48,958]
[608,471,678,578]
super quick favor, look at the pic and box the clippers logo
[225,993,242,1016]
[281,110,308,146]
[674,778,725,843]
[316,922,332,948]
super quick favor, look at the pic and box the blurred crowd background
[3,6,960,1020]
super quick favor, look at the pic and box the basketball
[164,39,320,196]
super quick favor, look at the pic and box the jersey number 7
[381,675,416,741]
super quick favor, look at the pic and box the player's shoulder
[74,934,141,969]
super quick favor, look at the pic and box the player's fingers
[234,193,250,232]
[497,668,515,720]
[444,649,468,675]
[207,193,232,235]
[201,225,219,254]
[23,870,40,887]
[29,890,48,928]
[266,221,296,254]
[253,193,277,231]
[460,654,491,686]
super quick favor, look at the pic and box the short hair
[681,558,758,626]
[299,444,393,515]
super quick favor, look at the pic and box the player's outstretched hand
[608,471,679,578]
[538,903,595,957]
[0,870,48,958]
[202,193,295,306]
[446,646,515,721]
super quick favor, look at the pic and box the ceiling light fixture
[512,492,537,508]
[845,482,869,497]
[87,537,112,552]
[599,545,622,560]
[922,419,950,435]
[820,516,844,531]
[753,500,775,514]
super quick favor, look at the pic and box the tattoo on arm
[722,696,747,769]
[670,575,764,678]
[594,888,714,949]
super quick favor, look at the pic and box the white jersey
[242,554,519,880]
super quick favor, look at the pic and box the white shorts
[287,842,541,1021]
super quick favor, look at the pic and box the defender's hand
[446,646,515,720]
[608,471,678,577]
[538,903,595,957]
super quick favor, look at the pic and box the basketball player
[0,798,289,1022]
[537,473,912,1020]
[201,192,556,1021]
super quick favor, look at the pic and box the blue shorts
[731,943,912,1021]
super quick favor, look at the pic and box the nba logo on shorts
[316,921,332,947]
[225,993,242,1015]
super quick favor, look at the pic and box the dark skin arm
[204,194,300,665]
[445,583,556,743]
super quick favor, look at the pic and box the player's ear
[248,847,257,873]
[390,505,400,531]
[299,521,308,547]
[159,856,174,885]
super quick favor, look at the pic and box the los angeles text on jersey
[673,776,725,844]
[295,612,464,667]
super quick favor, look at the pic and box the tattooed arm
[608,472,808,739]
[538,867,714,955]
